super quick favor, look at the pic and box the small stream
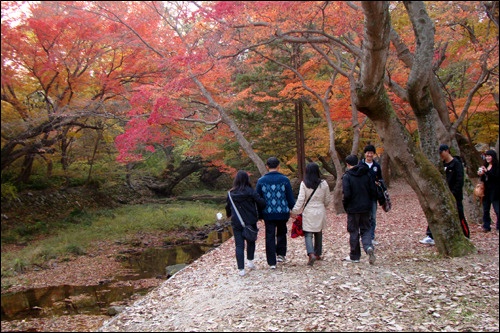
[1,227,233,322]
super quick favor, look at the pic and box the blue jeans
[232,223,255,270]
[482,197,500,231]
[264,219,288,265]
[347,212,371,260]
[368,200,377,240]
[304,231,322,257]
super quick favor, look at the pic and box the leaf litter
[2,180,499,332]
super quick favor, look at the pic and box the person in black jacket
[359,144,384,245]
[478,149,499,232]
[226,170,267,276]
[420,144,470,245]
[342,154,377,265]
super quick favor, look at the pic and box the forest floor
[2,180,499,332]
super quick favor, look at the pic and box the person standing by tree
[359,144,383,245]
[477,149,499,233]
[342,154,377,265]
[256,157,296,269]
[290,162,331,266]
[226,170,267,276]
[420,144,470,245]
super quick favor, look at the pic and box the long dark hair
[304,162,322,190]
[231,170,252,192]
[484,150,498,168]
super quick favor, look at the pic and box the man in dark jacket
[420,144,470,245]
[256,157,296,269]
[342,154,377,264]
[359,144,384,245]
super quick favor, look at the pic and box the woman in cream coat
[291,162,331,266]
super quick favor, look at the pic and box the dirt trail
[98,180,499,332]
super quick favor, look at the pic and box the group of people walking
[225,144,499,276]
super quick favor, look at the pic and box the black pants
[347,212,371,260]
[264,219,288,266]
[427,197,469,238]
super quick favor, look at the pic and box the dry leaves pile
[2,180,499,332]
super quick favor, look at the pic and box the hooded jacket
[225,187,266,229]
[342,164,377,213]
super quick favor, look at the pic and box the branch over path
[99,180,499,332]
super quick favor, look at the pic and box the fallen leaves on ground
[2,180,499,332]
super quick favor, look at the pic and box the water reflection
[1,227,233,321]
[1,283,140,320]
[122,244,212,279]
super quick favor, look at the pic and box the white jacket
[291,180,331,232]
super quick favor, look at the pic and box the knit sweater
[256,171,296,221]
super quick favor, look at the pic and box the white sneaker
[342,256,360,263]
[419,236,435,245]
[247,260,256,270]
[277,255,286,262]
[239,269,246,276]
[372,240,379,245]
[269,265,276,270]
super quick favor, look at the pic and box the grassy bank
[1,202,224,281]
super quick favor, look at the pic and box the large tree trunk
[355,1,475,257]
[146,157,206,196]
[389,3,484,228]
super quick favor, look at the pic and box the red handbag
[291,214,304,238]
[291,185,318,238]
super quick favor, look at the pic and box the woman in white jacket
[291,162,331,266]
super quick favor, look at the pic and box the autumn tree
[80,1,272,182]
[196,1,497,256]
[3,1,495,259]
[88,1,495,256]
[1,1,157,184]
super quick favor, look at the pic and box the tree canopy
[2,1,498,256]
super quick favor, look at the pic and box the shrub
[65,244,86,255]
[13,258,28,273]
[1,182,18,201]
[63,209,93,226]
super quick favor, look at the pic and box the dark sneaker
[367,247,376,265]
[307,254,316,266]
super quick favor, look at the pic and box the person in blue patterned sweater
[256,157,296,269]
